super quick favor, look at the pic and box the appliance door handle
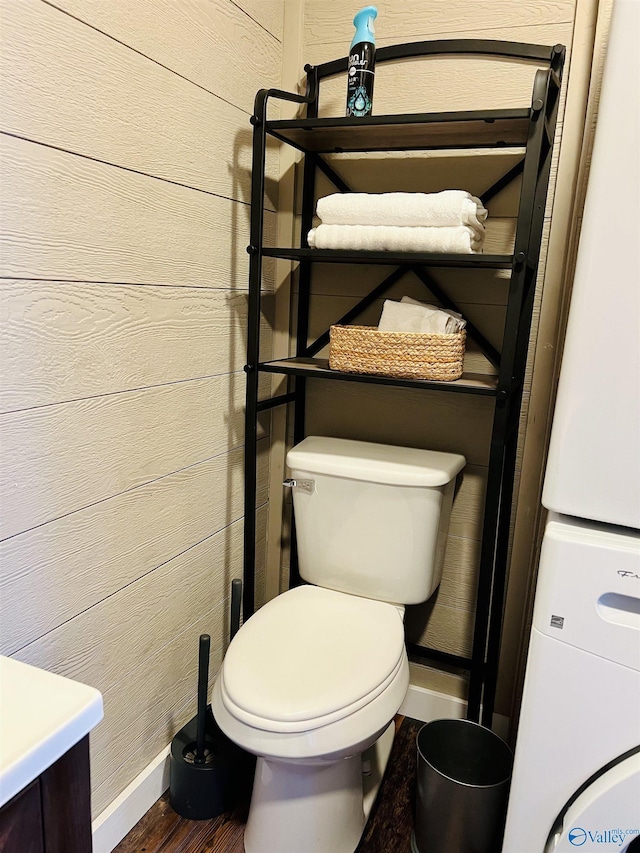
[597,592,640,630]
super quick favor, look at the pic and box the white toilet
[212,436,465,853]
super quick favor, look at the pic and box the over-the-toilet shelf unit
[242,40,565,728]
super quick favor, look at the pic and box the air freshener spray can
[346,6,378,117]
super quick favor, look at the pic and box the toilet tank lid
[286,437,466,487]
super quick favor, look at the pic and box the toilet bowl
[212,437,466,853]
[212,585,409,853]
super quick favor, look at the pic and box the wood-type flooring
[113,717,422,853]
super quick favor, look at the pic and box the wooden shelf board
[265,109,531,153]
[262,248,513,269]
[258,357,499,396]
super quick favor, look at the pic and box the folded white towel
[316,191,488,233]
[401,296,466,334]
[307,223,483,254]
[378,299,466,335]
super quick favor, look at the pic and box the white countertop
[0,656,103,807]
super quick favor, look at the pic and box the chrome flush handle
[283,478,315,494]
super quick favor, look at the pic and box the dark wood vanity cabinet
[0,737,93,853]
[0,780,44,853]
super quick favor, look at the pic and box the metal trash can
[412,718,513,853]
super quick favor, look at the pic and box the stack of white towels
[377,296,467,335]
[307,190,488,254]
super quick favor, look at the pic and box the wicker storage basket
[329,324,466,381]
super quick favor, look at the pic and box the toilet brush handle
[194,634,210,764]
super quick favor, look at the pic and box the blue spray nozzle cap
[351,6,377,48]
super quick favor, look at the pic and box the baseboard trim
[399,683,510,740]
[92,745,171,853]
[92,685,508,852]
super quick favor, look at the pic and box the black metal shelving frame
[243,40,565,728]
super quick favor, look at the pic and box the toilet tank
[286,437,466,605]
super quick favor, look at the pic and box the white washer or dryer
[503,0,640,848]
[502,515,640,852]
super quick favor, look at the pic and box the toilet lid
[221,586,406,732]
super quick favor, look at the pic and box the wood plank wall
[275,1,579,697]
[0,0,283,818]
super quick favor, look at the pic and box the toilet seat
[220,585,405,734]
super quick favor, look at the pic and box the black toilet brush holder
[169,581,255,820]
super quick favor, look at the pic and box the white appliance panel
[546,753,640,852]
[542,0,640,528]
[503,633,640,852]
[502,516,640,853]
[533,516,640,670]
